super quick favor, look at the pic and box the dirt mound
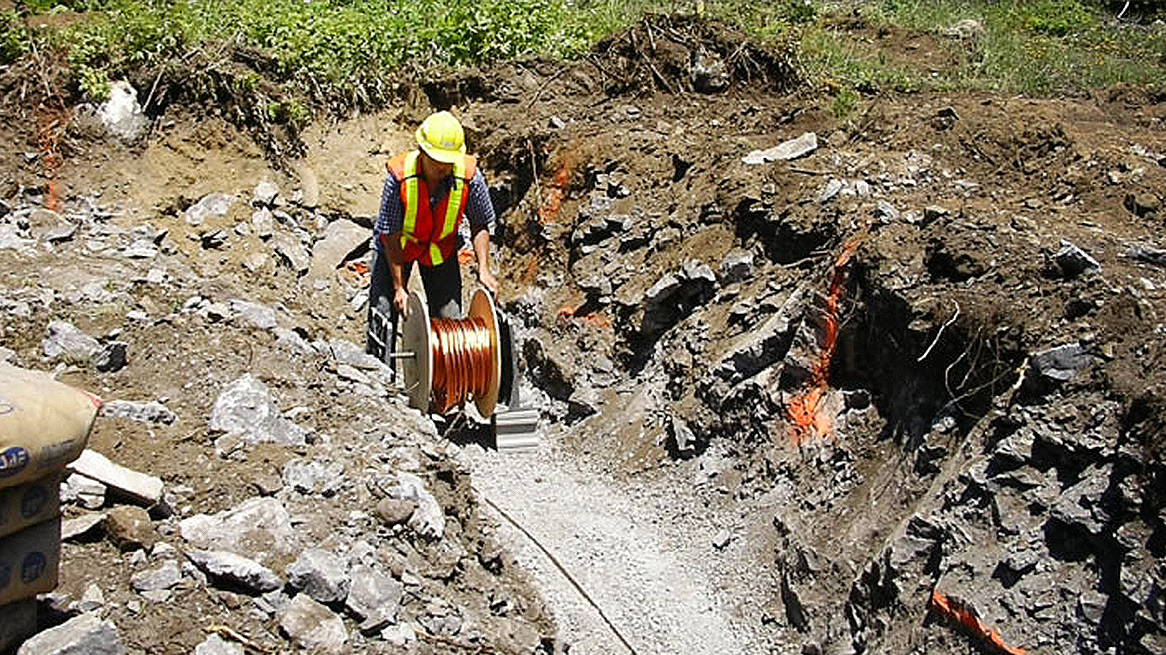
[591,15,800,95]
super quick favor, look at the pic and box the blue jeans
[366,250,462,360]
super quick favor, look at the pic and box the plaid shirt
[373,165,495,252]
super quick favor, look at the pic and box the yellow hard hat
[415,111,466,164]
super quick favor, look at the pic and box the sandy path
[464,431,773,655]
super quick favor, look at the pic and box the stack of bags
[0,362,100,651]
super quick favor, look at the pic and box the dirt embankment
[1,14,1165,655]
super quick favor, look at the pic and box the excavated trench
[455,46,1166,649]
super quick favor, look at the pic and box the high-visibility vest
[384,151,478,267]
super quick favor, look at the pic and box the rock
[743,132,818,164]
[923,205,950,223]
[567,385,601,420]
[254,181,280,207]
[185,193,235,227]
[105,506,156,551]
[101,400,177,425]
[328,339,383,371]
[194,634,244,655]
[94,341,128,372]
[345,565,403,621]
[0,223,33,252]
[1124,192,1160,218]
[186,549,283,594]
[287,548,350,604]
[279,594,348,655]
[201,229,229,250]
[711,289,802,386]
[130,560,181,592]
[1050,465,1111,535]
[282,459,344,496]
[15,612,125,655]
[640,264,716,338]
[307,219,368,282]
[28,208,76,242]
[376,498,416,526]
[381,623,416,647]
[719,250,754,284]
[943,18,984,40]
[819,178,843,203]
[690,51,729,93]
[179,497,299,563]
[68,449,165,507]
[1030,342,1088,383]
[335,364,370,386]
[876,200,899,221]
[62,473,106,509]
[713,529,732,549]
[42,320,101,363]
[1121,243,1166,267]
[251,209,275,239]
[1053,240,1101,278]
[274,327,314,355]
[94,80,148,142]
[62,513,107,541]
[272,232,310,275]
[209,375,308,446]
[669,417,697,455]
[69,583,105,613]
[228,299,277,330]
[681,259,716,285]
[522,336,574,401]
[390,473,445,540]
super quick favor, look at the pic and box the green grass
[813,0,1166,95]
[3,0,1162,140]
[28,0,602,103]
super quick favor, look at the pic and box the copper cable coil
[430,317,494,414]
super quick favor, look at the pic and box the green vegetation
[1,0,1161,136]
[1,10,29,65]
[804,0,1166,96]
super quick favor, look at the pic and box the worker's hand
[393,287,409,317]
[477,267,499,296]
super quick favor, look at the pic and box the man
[366,111,499,360]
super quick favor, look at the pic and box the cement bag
[0,362,100,489]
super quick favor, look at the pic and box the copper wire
[430,317,494,414]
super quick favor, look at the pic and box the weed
[777,0,817,25]
[77,65,110,101]
[831,87,859,120]
[1,11,29,65]
[1013,0,1096,37]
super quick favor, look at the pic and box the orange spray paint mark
[785,233,864,445]
[37,110,66,211]
[930,591,1026,655]
[536,142,581,224]
[538,166,570,223]
[457,249,475,265]
[556,303,611,329]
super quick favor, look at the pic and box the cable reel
[398,288,519,418]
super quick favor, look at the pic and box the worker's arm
[374,175,409,314]
[381,233,409,315]
[471,226,497,294]
[465,169,498,295]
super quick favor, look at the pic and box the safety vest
[384,151,477,267]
